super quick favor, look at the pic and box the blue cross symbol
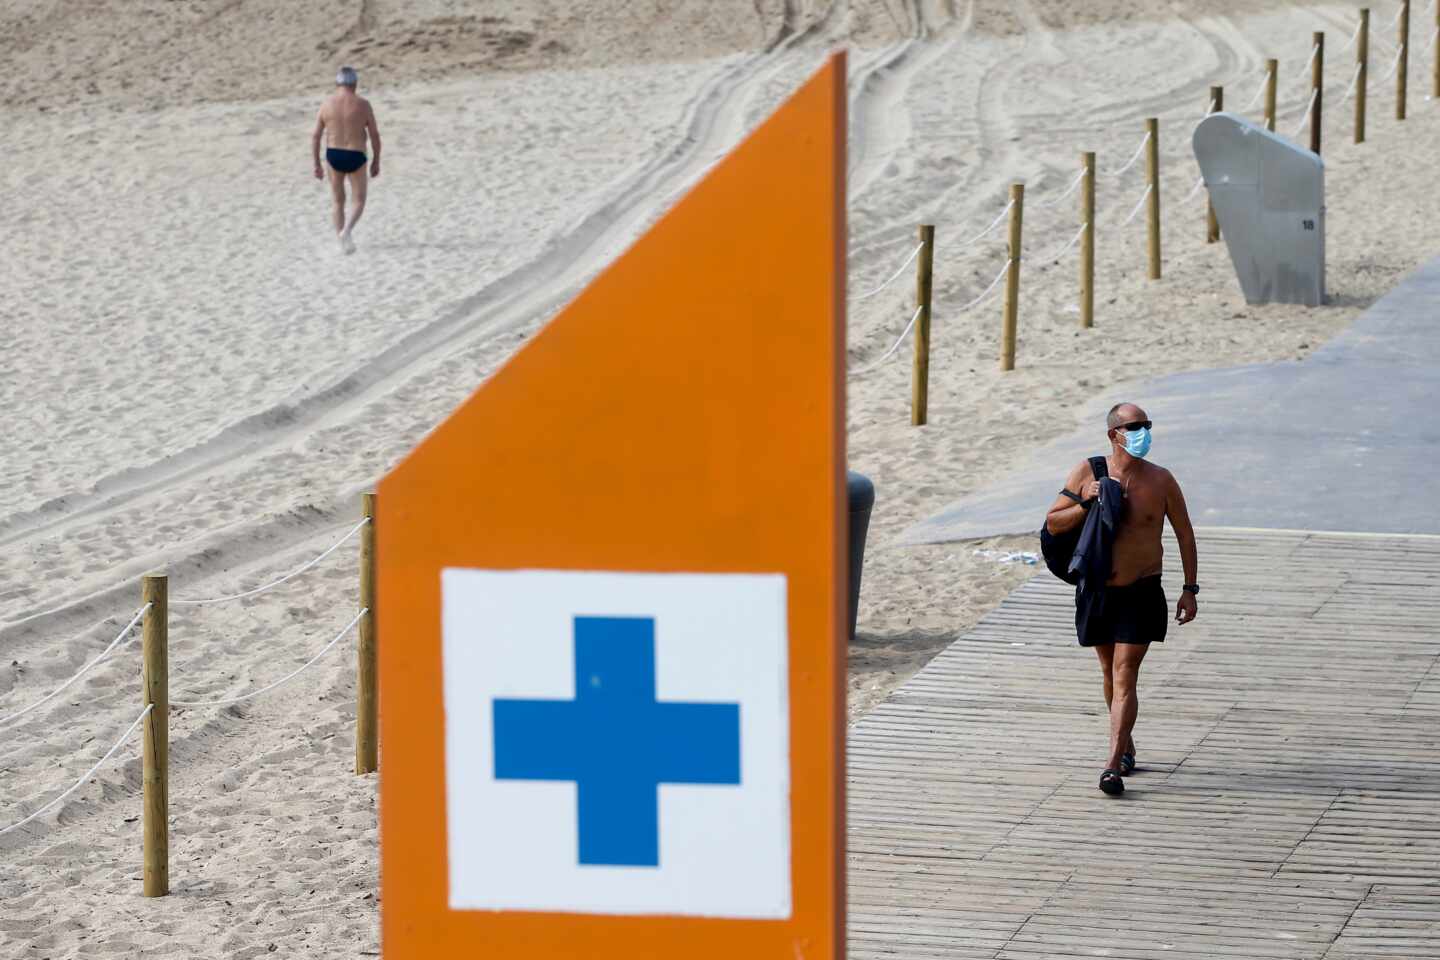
[492,616,742,867]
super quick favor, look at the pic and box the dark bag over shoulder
[1039,456,1108,585]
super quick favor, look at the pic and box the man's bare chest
[1112,474,1166,532]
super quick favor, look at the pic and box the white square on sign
[440,569,791,918]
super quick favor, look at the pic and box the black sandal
[1119,751,1136,776]
[1099,768,1125,796]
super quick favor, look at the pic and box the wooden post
[911,225,934,426]
[1433,0,1439,100]
[1357,9,1370,144]
[356,494,378,774]
[1080,152,1095,329]
[1206,87,1222,244]
[1310,32,1325,155]
[1264,59,1279,131]
[1398,0,1410,120]
[1145,118,1161,280]
[999,184,1024,372]
[141,574,168,898]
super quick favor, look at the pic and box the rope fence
[1032,222,1089,265]
[1105,129,1151,178]
[953,257,1015,312]
[171,517,369,606]
[849,306,923,375]
[955,200,1016,246]
[1032,168,1087,208]
[1340,61,1365,104]
[851,242,924,300]
[1,498,380,898]
[1340,18,1364,52]
[0,604,149,727]
[1299,41,1322,82]
[171,609,366,709]
[1383,43,1407,81]
[1242,65,1273,110]
[1121,183,1154,226]
[1291,88,1321,136]
[849,5,1437,384]
[0,704,153,837]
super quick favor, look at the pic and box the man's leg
[1094,644,1136,764]
[1107,642,1149,770]
[328,168,348,235]
[342,168,369,242]
[1094,644,1115,708]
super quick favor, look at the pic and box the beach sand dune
[2,1,1438,955]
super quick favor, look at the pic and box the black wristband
[1183,583,1199,594]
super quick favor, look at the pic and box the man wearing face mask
[1044,402,1199,797]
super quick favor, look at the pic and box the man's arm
[1045,460,1097,535]
[311,109,326,179]
[1165,469,1199,623]
[366,101,382,177]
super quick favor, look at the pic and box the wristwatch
[1183,583,1200,595]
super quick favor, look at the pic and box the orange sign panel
[377,52,847,959]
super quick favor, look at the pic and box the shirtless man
[311,67,382,254]
[1045,403,1199,795]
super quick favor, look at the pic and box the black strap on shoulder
[1059,489,1084,504]
[1088,455,1109,480]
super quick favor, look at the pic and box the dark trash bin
[847,471,875,643]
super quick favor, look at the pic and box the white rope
[1390,3,1406,27]
[171,608,366,708]
[1241,66,1272,111]
[1382,44,1406,82]
[0,704,152,837]
[1339,19,1364,53]
[1105,130,1151,178]
[851,242,924,301]
[1290,89,1319,137]
[172,518,369,606]
[849,306,924,376]
[0,605,150,728]
[1192,98,1220,137]
[1121,184,1154,226]
[956,200,1015,246]
[1427,25,1439,53]
[1183,175,1207,204]
[1032,168,1087,208]
[1340,61,1365,104]
[950,258,1014,313]
[863,234,925,251]
[1299,43,1320,83]
[1031,223,1088,264]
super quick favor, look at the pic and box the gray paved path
[904,255,1440,543]
[849,529,1440,958]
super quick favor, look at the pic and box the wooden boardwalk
[848,529,1440,959]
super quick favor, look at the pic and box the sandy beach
[3,0,1439,955]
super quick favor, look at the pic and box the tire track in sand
[0,6,845,563]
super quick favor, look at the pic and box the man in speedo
[1044,403,1200,796]
[312,66,382,253]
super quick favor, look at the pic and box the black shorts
[1076,575,1167,647]
[326,148,367,174]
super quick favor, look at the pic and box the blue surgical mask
[1123,426,1152,459]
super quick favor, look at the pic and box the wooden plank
[847,529,1440,958]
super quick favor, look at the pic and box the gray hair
[1106,402,1133,430]
[336,66,358,88]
